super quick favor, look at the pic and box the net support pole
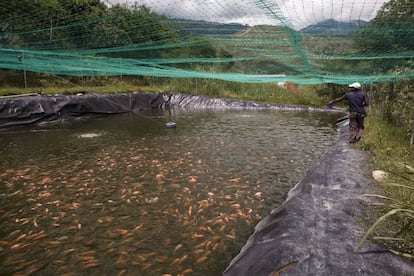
[22,51,27,89]
[120,58,123,82]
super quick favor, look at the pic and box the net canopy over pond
[0,0,413,85]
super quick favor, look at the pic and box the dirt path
[224,122,414,275]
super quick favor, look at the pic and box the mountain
[172,19,249,36]
[300,19,368,35]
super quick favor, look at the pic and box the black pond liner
[1,92,413,274]
[0,91,333,129]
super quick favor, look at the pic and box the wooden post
[22,52,27,89]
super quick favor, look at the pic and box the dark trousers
[349,112,365,143]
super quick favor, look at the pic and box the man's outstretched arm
[328,96,344,104]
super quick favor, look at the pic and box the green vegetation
[0,71,326,108]
[356,112,414,258]
[1,0,413,83]
[348,0,414,257]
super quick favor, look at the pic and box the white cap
[349,82,361,89]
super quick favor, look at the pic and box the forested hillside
[1,0,412,85]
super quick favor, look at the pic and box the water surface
[0,109,341,275]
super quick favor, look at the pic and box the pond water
[0,108,341,275]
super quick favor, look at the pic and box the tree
[354,0,414,53]
[353,0,414,141]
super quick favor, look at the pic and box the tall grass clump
[159,78,325,107]
[356,113,414,258]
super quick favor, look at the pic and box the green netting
[1,0,413,84]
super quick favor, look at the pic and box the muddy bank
[223,121,414,275]
[0,92,334,129]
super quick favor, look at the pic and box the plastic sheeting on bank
[0,92,166,129]
[0,92,327,129]
[223,122,414,275]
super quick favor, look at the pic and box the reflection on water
[0,109,341,275]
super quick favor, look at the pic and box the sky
[107,0,388,30]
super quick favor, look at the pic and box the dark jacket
[344,91,367,115]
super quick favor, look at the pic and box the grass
[356,113,414,258]
[0,76,328,108]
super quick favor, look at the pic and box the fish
[192,233,204,239]
[154,256,168,263]
[269,260,299,276]
[212,242,221,251]
[178,255,188,264]
[15,233,27,242]
[78,133,101,138]
[83,260,100,268]
[170,257,181,266]
[195,256,208,264]
[174,244,183,253]
[63,248,76,254]
[10,243,31,250]
[117,229,129,235]
[181,269,193,275]
[52,260,66,265]
[136,254,147,261]
[47,241,61,247]
[118,269,127,276]
[192,249,204,256]
[142,263,152,270]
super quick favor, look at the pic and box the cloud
[108,0,387,29]
[278,0,387,28]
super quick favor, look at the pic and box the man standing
[328,82,369,143]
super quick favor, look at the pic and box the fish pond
[0,108,341,275]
